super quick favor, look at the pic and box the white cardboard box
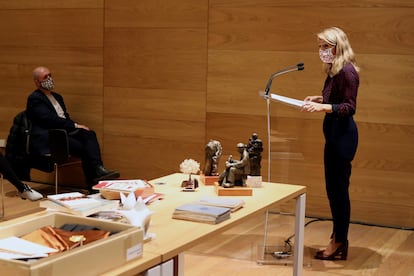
[0,212,143,276]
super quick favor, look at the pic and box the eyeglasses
[37,73,52,82]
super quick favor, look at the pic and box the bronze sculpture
[218,143,250,188]
[202,140,222,176]
[247,133,263,176]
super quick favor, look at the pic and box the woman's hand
[304,95,323,103]
[301,102,332,113]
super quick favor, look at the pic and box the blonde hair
[317,27,359,77]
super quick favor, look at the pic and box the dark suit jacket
[26,89,77,155]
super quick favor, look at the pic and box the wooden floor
[1,180,413,276]
[184,214,414,276]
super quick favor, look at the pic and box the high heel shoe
[315,240,348,260]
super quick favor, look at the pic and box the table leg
[261,209,270,254]
[293,193,306,276]
[177,253,184,276]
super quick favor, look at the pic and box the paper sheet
[0,236,58,260]
[260,91,304,108]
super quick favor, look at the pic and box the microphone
[264,62,304,96]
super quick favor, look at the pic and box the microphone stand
[263,63,304,182]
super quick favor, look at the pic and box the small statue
[218,143,250,188]
[203,140,222,176]
[179,159,200,191]
[247,133,263,176]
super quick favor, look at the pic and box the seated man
[26,66,120,190]
[0,152,43,201]
[218,143,250,188]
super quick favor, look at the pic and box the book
[88,211,126,222]
[93,179,149,193]
[92,179,154,200]
[47,192,102,209]
[42,194,120,217]
[172,204,231,224]
[142,192,164,205]
[194,196,245,212]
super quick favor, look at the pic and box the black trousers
[0,152,26,192]
[67,129,103,186]
[323,115,358,243]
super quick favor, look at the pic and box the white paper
[126,243,143,261]
[260,91,304,108]
[0,236,58,260]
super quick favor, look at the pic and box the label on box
[126,243,143,261]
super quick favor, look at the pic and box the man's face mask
[319,47,335,64]
[40,76,55,91]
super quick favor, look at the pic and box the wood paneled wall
[0,0,412,228]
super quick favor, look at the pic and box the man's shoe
[93,165,120,182]
[19,186,43,201]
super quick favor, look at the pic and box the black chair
[6,112,82,193]
[48,129,82,194]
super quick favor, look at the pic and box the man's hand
[76,124,90,131]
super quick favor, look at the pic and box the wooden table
[1,173,306,276]
[106,173,306,276]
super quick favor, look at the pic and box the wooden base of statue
[200,174,219,185]
[246,175,263,188]
[214,182,253,196]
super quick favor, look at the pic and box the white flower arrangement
[179,159,200,175]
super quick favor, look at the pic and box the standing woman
[302,27,359,260]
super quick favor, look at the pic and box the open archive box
[0,212,143,276]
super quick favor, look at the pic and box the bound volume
[47,192,102,209]
[42,192,120,217]
[195,196,245,212]
[92,179,154,200]
[172,204,231,224]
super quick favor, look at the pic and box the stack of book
[40,192,120,217]
[194,196,245,212]
[172,203,231,224]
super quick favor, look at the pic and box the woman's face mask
[319,47,335,64]
[40,76,55,91]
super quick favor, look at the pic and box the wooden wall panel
[103,0,208,180]
[210,7,412,52]
[357,55,414,125]
[0,4,104,140]
[207,50,324,115]
[0,1,103,9]
[0,10,103,48]
[103,86,205,180]
[105,0,206,28]
[104,28,207,90]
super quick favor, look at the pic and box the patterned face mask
[40,76,55,91]
[319,47,335,63]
